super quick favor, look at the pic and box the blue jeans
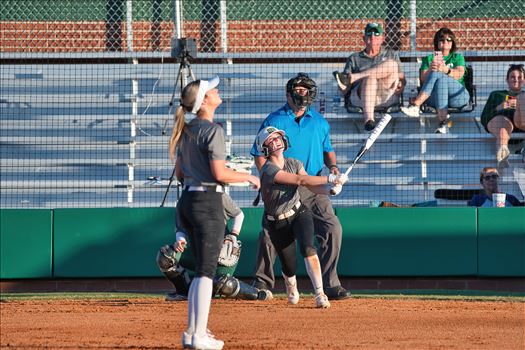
[421,71,470,110]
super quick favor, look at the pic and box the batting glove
[328,174,348,185]
[338,173,349,185]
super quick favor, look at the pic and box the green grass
[1,290,523,302]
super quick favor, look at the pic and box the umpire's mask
[286,73,317,108]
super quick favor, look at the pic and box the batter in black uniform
[169,76,260,350]
[255,126,347,309]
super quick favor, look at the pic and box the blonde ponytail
[168,80,200,160]
[168,106,186,160]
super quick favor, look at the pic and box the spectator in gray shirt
[334,22,406,131]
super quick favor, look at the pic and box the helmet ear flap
[282,135,290,151]
[262,145,270,157]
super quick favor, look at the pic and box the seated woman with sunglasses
[480,64,525,168]
[401,28,470,134]
[467,167,523,207]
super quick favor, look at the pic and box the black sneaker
[165,292,187,301]
[325,285,351,300]
[333,71,350,90]
[364,119,376,131]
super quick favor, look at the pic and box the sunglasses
[439,38,453,42]
[483,174,499,180]
[366,32,382,37]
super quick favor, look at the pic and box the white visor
[191,75,220,114]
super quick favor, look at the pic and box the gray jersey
[260,158,303,217]
[177,118,226,186]
[343,47,402,75]
[222,192,241,224]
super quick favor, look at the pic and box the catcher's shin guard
[213,275,259,300]
[156,244,191,296]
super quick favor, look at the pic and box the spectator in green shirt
[481,64,524,168]
[401,28,470,134]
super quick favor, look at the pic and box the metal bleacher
[1,60,524,208]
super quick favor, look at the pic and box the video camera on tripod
[171,37,197,62]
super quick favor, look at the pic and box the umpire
[250,73,351,300]
[170,76,260,350]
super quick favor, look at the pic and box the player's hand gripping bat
[330,114,392,195]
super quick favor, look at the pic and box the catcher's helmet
[286,72,317,108]
[256,126,289,157]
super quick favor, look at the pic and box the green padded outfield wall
[477,207,525,276]
[0,209,53,278]
[335,208,478,276]
[53,207,175,277]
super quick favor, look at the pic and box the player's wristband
[328,165,338,170]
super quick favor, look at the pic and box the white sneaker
[400,104,420,118]
[435,115,451,134]
[315,293,331,309]
[192,333,224,350]
[284,277,300,305]
[497,145,510,169]
[182,331,192,349]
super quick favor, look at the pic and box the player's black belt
[266,201,301,221]
[184,185,224,193]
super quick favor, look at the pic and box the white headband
[191,76,220,114]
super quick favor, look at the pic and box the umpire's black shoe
[364,119,376,131]
[252,280,274,300]
[325,285,351,300]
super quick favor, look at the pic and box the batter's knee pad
[156,244,191,296]
[213,275,259,300]
[301,246,318,258]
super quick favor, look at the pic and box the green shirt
[420,52,466,85]
[480,89,522,129]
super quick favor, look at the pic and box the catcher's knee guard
[213,275,259,300]
[156,244,191,296]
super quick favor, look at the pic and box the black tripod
[160,44,196,207]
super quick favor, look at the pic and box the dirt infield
[1,296,523,350]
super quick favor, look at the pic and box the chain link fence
[1,0,524,208]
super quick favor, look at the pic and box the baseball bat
[344,113,392,176]
[330,114,392,194]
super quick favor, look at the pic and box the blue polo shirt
[250,103,334,176]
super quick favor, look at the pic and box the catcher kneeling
[157,192,270,301]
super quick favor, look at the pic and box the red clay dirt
[0,296,523,350]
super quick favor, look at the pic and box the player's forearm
[324,152,338,170]
[230,211,244,235]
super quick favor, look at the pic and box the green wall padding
[53,208,175,277]
[336,208,478,276]
[0,209,53,279]
[477,208,525,276]
[233,208,263,277]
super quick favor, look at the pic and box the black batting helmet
[286,72,317,108]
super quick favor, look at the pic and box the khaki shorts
[350,79,399,108]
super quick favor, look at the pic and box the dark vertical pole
[151,0,162,51]
[385,0,403,50]
[106,0,124,51]
[200,0,219,52]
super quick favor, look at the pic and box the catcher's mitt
[218,234,242,267]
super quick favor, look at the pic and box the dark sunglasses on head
[483,174,499,180]
[366,32,382,37]
[439,38,453,42]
